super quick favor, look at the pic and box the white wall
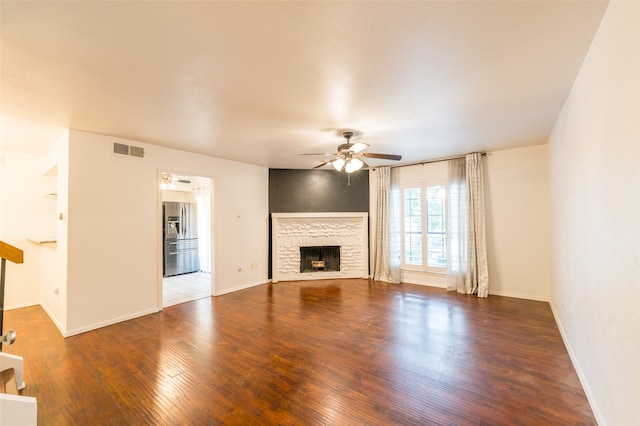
[378,146,551,300]
[62,130,269,336]
[40,134,70,333]
[0,151,54,309]
[547,1,640,424]
[484,145,551,301]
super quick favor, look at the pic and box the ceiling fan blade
[301,153,337,156]
[313,159,335,169]
[177,179,191,184]
[350,142,369,153]
[362,153,402,161]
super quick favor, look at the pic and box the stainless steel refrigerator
[163,201,200,277]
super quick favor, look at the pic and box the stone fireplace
[271,212,369,282]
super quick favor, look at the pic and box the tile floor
[163,271,212,307]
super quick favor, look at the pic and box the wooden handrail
[1,241,23,349]
[0,241,24,264]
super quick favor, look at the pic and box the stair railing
[0,241,24,351]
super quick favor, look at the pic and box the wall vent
[113,142,144,159]
[129,146,144,158]
[113,142,129,155]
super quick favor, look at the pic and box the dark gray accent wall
[269,169,369,213]
[268,168,370,278]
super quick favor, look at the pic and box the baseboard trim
[39,302,67,337]
[64,307,162,337]
[5,301,40,311]
[401,279,446,288]
[549,301,604,425]
[488,290,548,302]
[214,279,271,296]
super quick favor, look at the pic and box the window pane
[409,198,421,216]
[403,187,423,266]
[427,197,443,215]
[426,186,444,197]
[426,185,446,270]
[426,186,445,215]
[427,233,445,251]
[427,252,446,268]
[404,218,421,233]
[406,187,419,198]
[407,250,422,265]
[427,216,444,232]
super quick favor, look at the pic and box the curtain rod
[376,152,486,170]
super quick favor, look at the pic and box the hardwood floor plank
[3,279,595,425]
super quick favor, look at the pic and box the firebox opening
[300,246,341,273]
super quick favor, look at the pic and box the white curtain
[446,153,489,297]
[371,167,400,283]
[389,167,401,283]
[465,153,489,297]
[446,158,467,292]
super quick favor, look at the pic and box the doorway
[161,171,213,307]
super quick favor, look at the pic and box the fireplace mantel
[271,212,369,282]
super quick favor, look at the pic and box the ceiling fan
[162,173,191,189]
[304,131,402,173]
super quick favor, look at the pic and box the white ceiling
[1,1,608,169]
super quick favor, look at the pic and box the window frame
[400,180,448,274]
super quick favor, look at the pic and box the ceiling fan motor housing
[338,143,353,153]
[338,131,355,153]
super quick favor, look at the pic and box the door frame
[157,168,215,308]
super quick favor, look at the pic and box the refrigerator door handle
[179,206,182,237]
[184,205,188,237]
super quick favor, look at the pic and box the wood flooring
[3,279,595,425]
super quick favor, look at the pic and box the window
[403,187,423,266]
[402,183,447,273]
[426,186,446,270]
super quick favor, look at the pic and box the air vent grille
[113,142,129,155]
[113,142,144,159]
[129,146,144,158]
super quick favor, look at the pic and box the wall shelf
[27,237,57,245]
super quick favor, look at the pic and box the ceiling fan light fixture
[161,174,175,189]
[332,158,346,171]
[345,157,363,173]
